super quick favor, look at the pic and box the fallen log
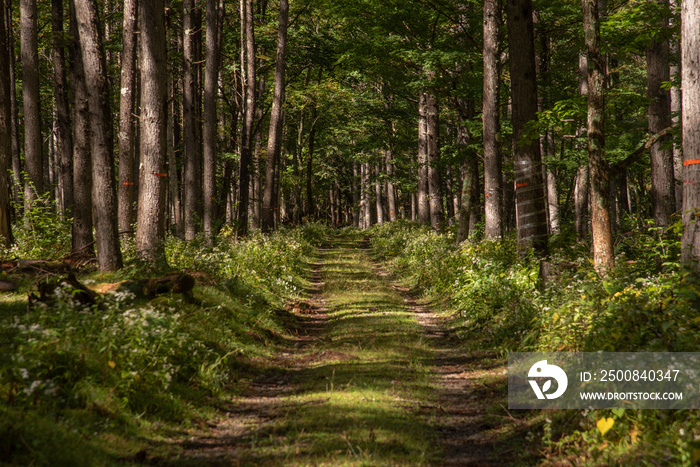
[1,259,72,274]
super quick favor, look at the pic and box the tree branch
[611,125,674,176]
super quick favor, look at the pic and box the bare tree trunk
[21,0,43,219]
[681,0,700,269]
[183,0,201,239]
[506,0,548,256]
[583,0,614,273]
[456,156,476,243]
[646,0,675,228]
[0,0,13,245]
[203,0,222,240]
[135,0,167,263]
[670,0,683,210]
[426,92,443,230]
[261,0,288,233]
[4,1,21,212]
[69,2,93,257]
[237,0,255,236]
[52,0,73,217]
[375,164,384,225]
[483,0,503,239]
[118,0,139,234]
[352,162,360,227]
[417,91,430,224]
[362,162,371,229]
[386,148,397,222]
[74,0,122,271]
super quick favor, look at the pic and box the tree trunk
[483,0,503,239]
[386,148,397,222]
[646,1,675,228]
[352,162,360,227]
[69,2,94,257]
[0,0,13,245]
[261,0,288,233]
[74,0,123,271]
[4,1,22,212]
[670,0,683,210]
[375,164,384,225]
[183,0,201,240]
[118,0,138,234]
[237,0,255,237]
[426,92,443,231]
[681,0,700,269]
[506,0,548,256]
[21,0,43,219]
[583,0,614,273]
[417,91,430,224]
[203,0,222,240]
[135,0,167,263]
[52,0,73,217]
[456,155,476,243]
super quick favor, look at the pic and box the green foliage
[0,227,318,464]
[3,195,72,260]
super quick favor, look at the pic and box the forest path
[165,232,525,466]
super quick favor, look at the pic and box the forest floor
[157,232,539,466]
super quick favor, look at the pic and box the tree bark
[183,0,201,240]
[375,164,384,225]
[506,0,548,256]
[135,0,168,263]
[118,0,139,234]
[237,0,255,236]
[69,2,94,257]
[21,0,43,218]
[203,0,222,240]
[681,0,700,269]
[74,0,123,271]
[670,0,683,209]
[386,148,397,222]
[52,0,73,218]
[646,1,675,228]
[0,0,12,245]
[426,92,443,230]
[261,0,288,233]
[4,1,21,212]
[417,91,430,224]
[483,0,503,240]
[583,0,614,273]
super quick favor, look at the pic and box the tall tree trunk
[670,0,683,210]
[646,1,675,228]
[0,0,12,245]
[506,0,548,256]
[183,0,201,239]
[386,148,397,222]
[375,164,384,225]
[69,2,94,257]
[352,162,360,227]
[52,0,73,217]
[681,0,700,269]
[74,0,123,271]
[575,52,590,240]
[417,91,430,224]
[21,0,43,219]
[135,0,167,263]
[483,0,503,239]
[583,0,614,273]
[261,0,288,233]
[4,1,21,212]
[237,0,255,236]
[203,0,222,240]
[118,0,138,233]
[362,162,370,228]
[456,122,476,243]
[426,92,443,230]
